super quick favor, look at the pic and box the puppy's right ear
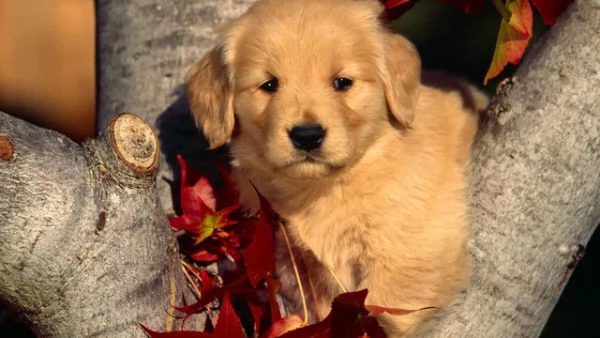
[186,46,234,149]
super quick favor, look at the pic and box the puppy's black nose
[288,124,326,151]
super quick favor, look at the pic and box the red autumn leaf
[531,0,574,25]
[381,0,414,9]
[188,248,221,263]
[214,164,240,210]
[140,324,214,338]
[244,191,277,288]
[381,0,484,20]
[198,206,239,245]
[278,290,393,338]
[176,225,242,264]
[261,315,305,338]
[142,292,244,337]
[169,205,211,238]
[484,0,533,85]
[176,275,250,318]
[177,155,216,213]
[172,205,239,245]
[248,301,266,334]
[181,221,244,263]
[198,269,222,295]
[380,0,419,20]
[278,316,331,338]
[266,277,282,322]
[330,290,373,338]
[361,316,387,338]
[170,156,243,262]
[213,292,245,338]
[225,288,267,334]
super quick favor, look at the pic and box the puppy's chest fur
[283,182,385,290]
[233,130,448,292]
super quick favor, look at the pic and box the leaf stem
[299,249,322,321]
[493,0,512,22]
[181,263,202,299]
[279,220,309,323]
[166,241,178,332]
[323,262,347,294]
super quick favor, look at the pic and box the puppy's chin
[277,160,340,179]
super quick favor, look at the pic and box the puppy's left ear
[380,32,421,127]
[186,46,234,149]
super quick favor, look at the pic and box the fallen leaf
[187,247,221,264]
[244,192,277,288]
[361,316,387,338]
[141,292,244,337]
[198,205,239,245]
[531,0,574,25]
[170,202,239,246]
[248,300,266,335]
[170,156,242,262]
[330,290,372,338]
[381,0,414,10]
[277,316,331,338]
[278,290,392,338]
[484,0,533,85]
[214,292,245,338]
[198,269,222,295]
[261,315,306,338]
[176,275,250,319]
[177,155,216,212]
[139,324,213,338]
[267,277,283,322]
[380,0,419,20]
[214,164,240,210]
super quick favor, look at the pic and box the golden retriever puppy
[186,0,488,336]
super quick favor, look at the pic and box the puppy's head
[187,0,420,179]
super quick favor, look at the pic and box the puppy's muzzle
[288,124,326,151]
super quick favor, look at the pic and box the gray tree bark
[431,1,600,336]
[0,113,198,337]
[0,0,598,337]
[96,0,256,215]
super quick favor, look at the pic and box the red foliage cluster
[141,156,421,337]
[381,0,575,84]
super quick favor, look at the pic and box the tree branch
[432,1,600,336]
[0,112,197,337]
[95,0,255,214]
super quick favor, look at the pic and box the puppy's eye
[259,78,279,93]
[333,77,353,91]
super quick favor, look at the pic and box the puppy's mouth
[275,151,345,177]
[290,150,328,165]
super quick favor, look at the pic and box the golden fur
[186,0,488,336]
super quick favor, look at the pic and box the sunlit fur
[186,0,488,336]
